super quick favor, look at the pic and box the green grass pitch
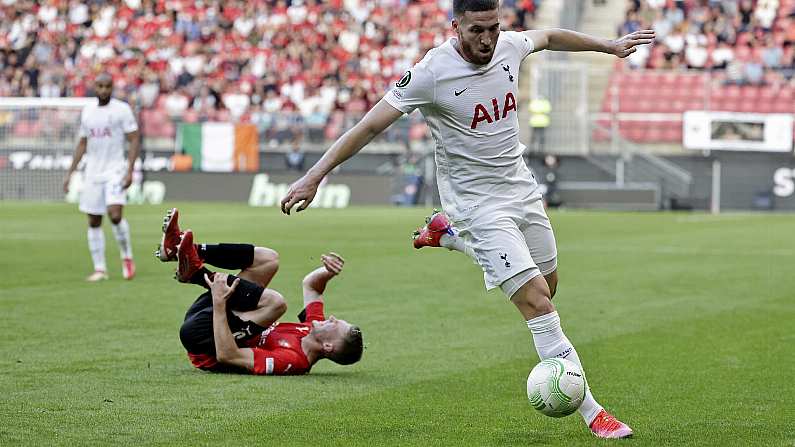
[1,202,793,446]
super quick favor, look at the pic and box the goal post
[0,97,96,201]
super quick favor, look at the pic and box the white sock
[111,219,133,259]
[440,232,476,258]
[87,227,107,272]
[526,311,603,425]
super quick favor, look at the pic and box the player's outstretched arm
[302,253,344,306]
[63,137,87,193]
[524,28,655,58]
[280,99,404,214]
[206,273,256,370]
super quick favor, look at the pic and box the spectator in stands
[744,56,766,85]
[619,0,790,79]
[725,58,747,85]
[652,9,673,41]
[138,72,161,110]
[626,43,650,68]
[39,72,61,98]
[223,84,251,122]
[618,10,643,37]
[664,24,686,56]
[392,144,423,207]
[541,154,562,209]
[712,41,735,69]
[782,44,795,81]
[762,36,784,69]
[191,85,219,115]
[285,142,306,172]
[684,40,708,69]
[262,88,283,114]
[165,89,190,121]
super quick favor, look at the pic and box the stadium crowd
[0,0,537,142]
[597,0,795,144]
[618,0,795,84]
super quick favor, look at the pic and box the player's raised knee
[253,247,279,271]
[259,288,287,317]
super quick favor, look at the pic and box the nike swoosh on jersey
[454,87,469,96]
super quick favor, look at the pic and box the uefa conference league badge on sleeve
[392,70,411,99]
[396,70,411,88]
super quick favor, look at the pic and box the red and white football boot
[122,258,136,280]
[589,409,633,439]
[155,208,182,262]
[176,230,203,283]
[412,210,453,249]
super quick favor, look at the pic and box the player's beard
[460,36,495,65]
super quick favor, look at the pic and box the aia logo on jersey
[470,92,517,129]
[88,127,112,138]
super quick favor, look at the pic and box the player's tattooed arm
[206,273,256,370]
[280,99,403,214]
[523,28,655,58]
[63,137,87,193]
[302,253,345,306]
[122,130,141,189]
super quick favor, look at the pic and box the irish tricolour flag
[177,123,259,172]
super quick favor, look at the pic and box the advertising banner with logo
[683,111,793,152]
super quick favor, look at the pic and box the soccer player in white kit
[281,1,654,438]
[63,73,140,282]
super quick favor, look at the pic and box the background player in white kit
[63,73,140,282]
[281,0,653,439]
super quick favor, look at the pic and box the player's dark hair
[329,326,363,365]
[453,0,499,17]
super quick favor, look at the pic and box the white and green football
[526,358,586,417]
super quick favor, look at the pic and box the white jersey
[78,98,138,181]
[385,31,541,220]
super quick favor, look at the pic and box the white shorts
[454,198,557,297]
[79,175,127,215]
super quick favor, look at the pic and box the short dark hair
[328,326,363,366]
[453,0,499,17]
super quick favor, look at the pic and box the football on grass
[526,358,586,417]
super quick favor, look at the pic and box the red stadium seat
[662,126,682,142]
[723,85,742,98]
[737,101,757,113]
[739,86,760,99]
[644,125,664,142]
[685,100,705,111]
[771,101,792,113]
[759,86,778,100]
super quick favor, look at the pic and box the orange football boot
[589,409,633,439]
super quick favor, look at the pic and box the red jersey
[187,301,325,375]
